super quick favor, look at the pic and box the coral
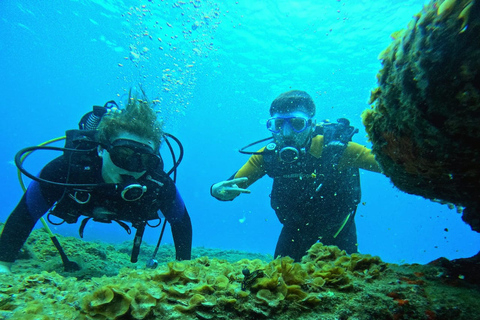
[363,0,480,230]
[128,287,163,319]
[256,289,283,307]
[2,235,480,320]
[81,286,132,319]
[10,242,390,319]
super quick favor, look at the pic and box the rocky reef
[362,0,480,231]
[1,227,479,319]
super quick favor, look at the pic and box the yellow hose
[333,213,351,239]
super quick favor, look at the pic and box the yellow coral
[82,286,132,319]
[437,0,457,16]
[285,285,308,301]
[214,275,230,289]
[128,288,157,319]
[390,29,405,40]
[458,2,473,31]
[271,257,306,285]
[174,294,206,312]
[311,276,326,288]
[252,273,279,291]
[301,294,323,306]
[256,289,284,307]
[192,283,215,294]
[89,286,115,307]
[67,244,387,318]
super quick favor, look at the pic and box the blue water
[1,0,479,265]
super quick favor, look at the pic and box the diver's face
[98,132,156,184]
[268,111,315,148]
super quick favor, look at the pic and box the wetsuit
[0,154,192,263]
[215,135,381,261]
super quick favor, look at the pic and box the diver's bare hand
[211,177,250,201]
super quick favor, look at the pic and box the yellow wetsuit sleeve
[340,142,382,172]
[310,135,381,173]
[232,136,381,188]
[233,147,267,188]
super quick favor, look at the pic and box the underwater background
[1,0,479,266]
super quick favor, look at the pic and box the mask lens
[141,153,160,170]
[267,118,285,133]
[108,145,159,172]
[267,117,310,133]
[275,119,286,132]
[109,146,141,172]
[290,118,308,132]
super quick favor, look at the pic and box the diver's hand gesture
[211,177,251,201]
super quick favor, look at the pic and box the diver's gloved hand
[0,261,12,274]
[211,177,251,201]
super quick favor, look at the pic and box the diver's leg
[0,195,37,263]
[274,222,319,262]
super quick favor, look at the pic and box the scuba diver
[211,90,381,262]
[0,92,192,273]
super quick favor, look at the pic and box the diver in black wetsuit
[0,94,192,273]
[211,90,381,261]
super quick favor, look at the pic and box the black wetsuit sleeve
[227,172,237,181]
[0,195,37,263]
[169,206,192,261]
[0,156,67,263]
[159,179,192,260]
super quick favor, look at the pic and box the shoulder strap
[314,118,361,198]
[317,118,358,146]
[318,118,359,170]
[63,129,100,165]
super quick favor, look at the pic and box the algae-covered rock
[363,0,480,230]
[1,230,480,320]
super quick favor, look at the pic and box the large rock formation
[363,0,480,231]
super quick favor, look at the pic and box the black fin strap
[79,217,92,238]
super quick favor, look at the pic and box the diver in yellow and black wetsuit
[211,90,381,262]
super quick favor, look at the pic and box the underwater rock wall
[362,0,480,230]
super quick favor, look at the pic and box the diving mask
[106,139,160,173]
[266,116,312,133]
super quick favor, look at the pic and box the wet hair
[269,90,316,117]
[97,90,163,152]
